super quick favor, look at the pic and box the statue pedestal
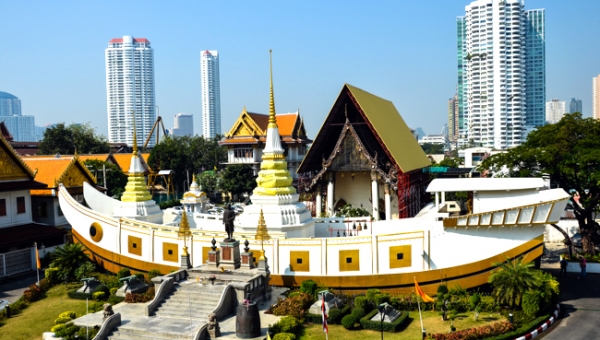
[240,251,254,269]
[208,250,220,268]
[220,240,240,270]
[180,254,191,269]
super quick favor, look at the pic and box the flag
[321,294,328,334]
[414,277,435,303]
[35,244,41,269]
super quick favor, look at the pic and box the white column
[441,191,446,205]
[327,175,334,216]
[371,172,379,220]
[315,186,322,217]
[384,184,391,221]
[435,192,439,209]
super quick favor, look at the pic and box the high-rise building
[457,0,545,149]
[170,113,193,137]
[569,98,582,114]
[448,94,459,142]
[200,50,221,138]
[105,36,156,147]
[594,75,600,119]
[545,99,566,125]
[0,92,22,116]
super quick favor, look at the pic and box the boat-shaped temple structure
[59,57,570,294]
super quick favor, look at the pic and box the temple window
[17,196,25,214]
[0,199,5,216]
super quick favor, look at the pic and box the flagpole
[417,298,424,336]
[34,242,40,285]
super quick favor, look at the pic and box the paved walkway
[0,270,42,304]
[541,243,600,340]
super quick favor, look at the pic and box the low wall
[92,312,121,340]
[567,262,600,274]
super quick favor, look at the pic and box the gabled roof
[221,108,311,145]
[298,84,430,174]
[110,153,151,174]
[0,122,13,142]
[0,131,38,182]
[22,155,97,195]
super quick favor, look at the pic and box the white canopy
[426,177,546,193]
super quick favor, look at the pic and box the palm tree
[51,243,89,281]
[488,256,539,308]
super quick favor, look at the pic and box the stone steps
[108,321,201,340]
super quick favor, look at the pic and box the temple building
[219,108,311,182]
[297,84,431,220]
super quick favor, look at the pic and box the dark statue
[223,204,236,241]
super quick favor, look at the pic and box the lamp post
[378,302,392,340]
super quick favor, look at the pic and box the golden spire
[178,210,192,256]
[132,111,138,156]
[254,208,271,260]
[268,50,277,128]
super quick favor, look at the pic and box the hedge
[481,314,551,340]
[306,305,351,325]
[360,309,409,332]
[67,290,93,300]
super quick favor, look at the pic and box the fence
[0,248,34,278]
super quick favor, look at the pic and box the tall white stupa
[236,51,314,237]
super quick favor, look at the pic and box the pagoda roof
[0,130,46,189]
[298,84,430,174]
[22,155,97,196]
[221,108,311,145]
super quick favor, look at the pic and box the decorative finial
[268,50,277,128]
[178,211,192,255]
[132,111,138,156]
[254,207,271,260]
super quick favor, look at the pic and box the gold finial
[192,173,196,184]
[254,208,271,260]
[268,50,277,128]
[132,111,138,156]
[178,210,192,256]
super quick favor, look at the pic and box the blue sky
[1,0,598,139]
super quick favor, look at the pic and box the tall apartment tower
[200,50,221,138]
[545,99,566,125]
[594,75,600,119]
[569,98,582,114]
[170,113,193,137]
[105,36,156,147]
[457,0,545,149]
[448,94,459,142]
[0,91,22,116]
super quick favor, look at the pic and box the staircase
[107,281,226,340]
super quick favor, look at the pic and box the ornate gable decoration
[0,132,36,181]
[225,108,264,138]
[55,156,97,187]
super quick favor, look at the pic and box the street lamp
[378,302,393,340]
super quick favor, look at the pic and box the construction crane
[143,116,168,151]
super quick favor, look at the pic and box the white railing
[0,248,33,278]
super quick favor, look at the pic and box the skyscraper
[545,99,566,125]
[448,94,459,142]
[105,36,156,147]
[0,91,37,141]
[170,113,193,137]
[200,50,221,138]
[569,98,582,114]
[0,91,21,116]
[457,0,545,149]
[594,75,600,119]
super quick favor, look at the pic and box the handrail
[91,312,121,340]
[145,276,174,316]
[212,284,237,320]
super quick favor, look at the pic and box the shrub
[272,292,314,319]
[326,305,351,324]
[366,289,381,303]
[148,269,162,280]
[97,273,121,290]
[54,322,81,339]
[95,284,110,295]
[354,296,369,311]
[23,283,43,303]
[93,291,106,301]
[482,314,550,340]
[59,311,77,319]
[74,262,96,280]
[522,291,541,318]
[67,289,93,300]
[300,279,318,297]
[55,316,73,325]
[428,320,515,340]
[360,309,409,332]
[273,333,296,340]
[51,323,69,333]
[45,267,60,284]
[110,287,119,296]
[135,273,146,282]
[470,293,482,310]
[341,314,356,329]
[374,293,390,306]
[271,315,302,334]
[39,278,52,292]
[124,286,155,303]
[117,268,131,280]
[9,298,27,315]
[351,307,366,319]
[108,294,125,305]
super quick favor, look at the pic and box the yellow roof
[0,133,37,181]
[345,84,430,173]
[22,156,97,195]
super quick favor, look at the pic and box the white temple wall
[334,172,378,213]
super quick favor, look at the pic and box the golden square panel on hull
[289,251,310,272]
[128,235,142,256]
[163,242,179,263]
[339,249,360,272]
[389,245,412,269]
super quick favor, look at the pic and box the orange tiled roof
[111,153,133,172]
[22,156,96,195]
[77,154,111,162]
[246,113,299,137]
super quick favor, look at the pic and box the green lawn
[299,311,505,340]
[0,284,91,340]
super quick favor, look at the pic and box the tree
[436,157,461,168]
[83,159,128,198]
[488,256,538,308]
[50,243,90,282]
[38,123,110,155]
[198,170,219,198]
[219,164,256,202]
[478,113,600,254]
[420,143,444,155]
